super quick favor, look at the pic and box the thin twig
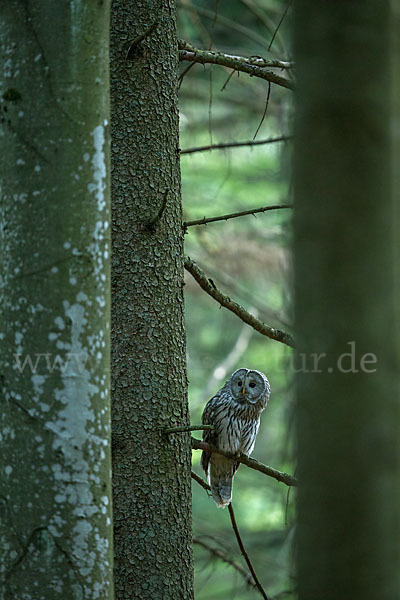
[284,486,292,526]
[145,190,169,230]
[191,473,280,598]
[164,424,214,434]
[268,0,292,52]
[253,81,271,140]
[208,67,213,146]
[184,204,291,229]
[220,69,236,92]
[178,61,196,88]
[191,470,211,493]
[193,537,256,587]
[126,21,158,60]
[180,135,291,155]
[178,42,294,91]
[239,0,287,55]
[228,503,269,600]
[184,257,294,348]
[191,438,297,487]
[208,0,219,50]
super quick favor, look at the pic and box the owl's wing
[200,396,219,475]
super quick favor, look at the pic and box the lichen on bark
[0,2,113,598]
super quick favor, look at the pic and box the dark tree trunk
[110,1,194,598]
[293,2,400,599]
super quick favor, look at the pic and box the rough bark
[293,3,400,599]
[0,2,113,599]
[110,1,194,598]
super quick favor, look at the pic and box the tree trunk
[110,2,194,598]
[293,3,400,599]
[393,1,400,354]
[0,2,113,599]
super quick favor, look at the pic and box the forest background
[178,2,294,598]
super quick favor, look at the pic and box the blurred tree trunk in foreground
[110,1,194,598]
[394,0,400,357]
[0,2,113,598]
[294,3,400,599]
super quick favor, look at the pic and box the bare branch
[180,135,291,155]
[268,0,292,52]
[178,41,294,91]
[184,257,294,348]
[239,0,287,55]
[178,39,293,69]
[164,424,214,434]
[228,503,270,600]
[178,61,196,88]
[191,470,211,493]
[191,438,297,487]
[190,474,263,593]
[193,536,256,587]
[183,203,292,228]
[191,474,295,599]
[220,68,236,92]
[253,81,271,140]
[145,189,169,230]
[126,21,159,60]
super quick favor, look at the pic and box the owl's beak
[242,388,246,396]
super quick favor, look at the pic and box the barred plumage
[201,368,270,507]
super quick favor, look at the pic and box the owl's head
[229,368,270,407]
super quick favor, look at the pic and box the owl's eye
[237,380,242,386]
[249,381,256,388]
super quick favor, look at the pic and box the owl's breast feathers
[201,391,260,474]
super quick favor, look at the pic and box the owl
[201,368,271,508]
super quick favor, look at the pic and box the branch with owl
[191,438,297,487]
[198,369,289,508]
[166,370,297,490]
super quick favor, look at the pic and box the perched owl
[201,368,271,508]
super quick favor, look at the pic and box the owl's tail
[209,472,233,508]
[206,456,239,508]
